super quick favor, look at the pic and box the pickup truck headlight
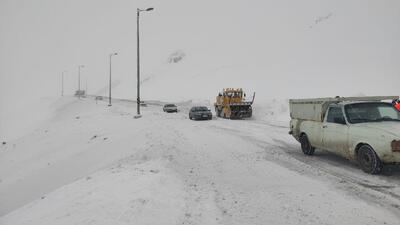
[391,140,400,152]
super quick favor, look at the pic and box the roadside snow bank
[0,159,187,225]
[0,96,60,142]
[252,99,290,127]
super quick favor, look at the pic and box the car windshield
[165,104,176,107]
[194,107,208,111]
[344,102,400,124]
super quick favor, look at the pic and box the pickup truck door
[322,106,350,158]
[306,122,324,149]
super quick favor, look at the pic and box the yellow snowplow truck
[214,88,255,119]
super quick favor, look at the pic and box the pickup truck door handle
[322,125,328,128]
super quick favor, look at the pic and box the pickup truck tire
[357,145,382,174]
[300,134,315,155]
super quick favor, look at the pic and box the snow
[0,96,58,141]
[1,159,187,225]
[1,1,400,224]
[1,97,400,225]
[2,0,400,141]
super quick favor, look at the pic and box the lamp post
[108,52,118,106]
[61,70,67,96]
[78,65,84,98]
[136,7,154,118]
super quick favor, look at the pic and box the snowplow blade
[229,104,252,119]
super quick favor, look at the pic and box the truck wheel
[357,145,382,174]
[300,134,315,155]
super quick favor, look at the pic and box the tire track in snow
[206,120,400,217]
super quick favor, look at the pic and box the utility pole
[108,52,118,106]
[78,65,84,99]
[61,70,67,96]
[136,7,154,118]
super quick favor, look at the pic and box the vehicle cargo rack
[290,96,398,104]
[289,96,399,121]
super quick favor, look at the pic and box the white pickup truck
[289,96,400,174]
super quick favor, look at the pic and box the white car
[163,104,178,113]
[289,96,400,174]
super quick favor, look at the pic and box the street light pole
[136,7,154,118]
[61,70,67,96]
[78,65,84,99]
[108,52,118,106]
[137,9,140,116]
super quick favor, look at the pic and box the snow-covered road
[1,97,400,224]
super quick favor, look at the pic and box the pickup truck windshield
[345,102,400,124]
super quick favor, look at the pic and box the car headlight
[391,140,400,152]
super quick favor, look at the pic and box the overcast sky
[1,0,399,138]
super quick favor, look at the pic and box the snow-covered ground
[1,1,400,224]
[1,96,400,225]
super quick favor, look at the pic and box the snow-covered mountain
[1,0,400,140]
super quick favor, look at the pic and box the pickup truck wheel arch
[357,144,383,174]
[354,143,367,156]
[299,133,315,156]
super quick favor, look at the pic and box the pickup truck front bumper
[380,152,400,164]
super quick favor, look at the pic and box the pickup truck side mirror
[334,117,346,125]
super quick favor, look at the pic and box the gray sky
[1,0,400,138]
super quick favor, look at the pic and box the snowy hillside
[2,0,400,140]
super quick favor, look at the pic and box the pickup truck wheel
[357,145,382,174]
[300,134,315,155]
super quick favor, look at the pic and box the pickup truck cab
[289,96,400,174]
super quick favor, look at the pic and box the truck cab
[214,88,255,119]
[320,104,349,158]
